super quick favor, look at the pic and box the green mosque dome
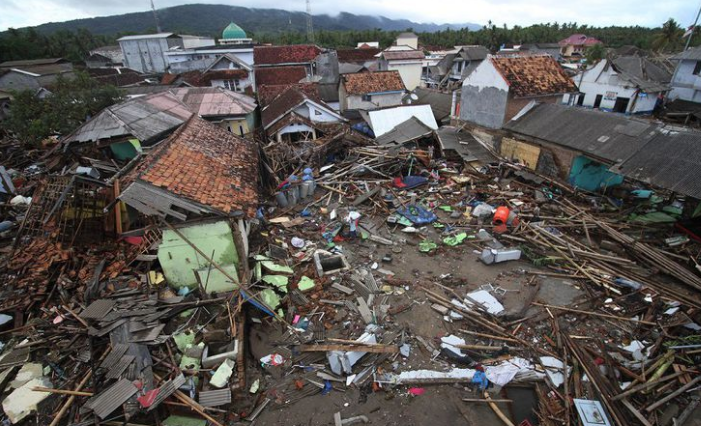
[222,22,247,39]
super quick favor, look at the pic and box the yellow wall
[500,138,541,170]
[219,119,249,136]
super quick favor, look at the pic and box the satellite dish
[410,93,419,100]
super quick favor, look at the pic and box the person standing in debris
[346,211,361,239]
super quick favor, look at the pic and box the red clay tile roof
[254,66,307,87]
[336,48,381,62]
[257,83,320,107]
[380,50,425,61]
[254,45,321,65]
[161,73,178,85]
[558,34,602,47]
[340,71,406,95]
[491,55,578,98]
[139,116,259,216]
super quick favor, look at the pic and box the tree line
[1,19,699,63]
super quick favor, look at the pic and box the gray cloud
[1,0,698,31]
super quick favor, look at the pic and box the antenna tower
[150,0,162,33]
[306,0,314,43]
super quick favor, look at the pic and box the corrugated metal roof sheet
[414,88,452,121]
[99,343,130,370]
[80,299,116,320]
[504,103,657,163]
[671,46,701,61]
[367,105,438,137]
[82,378,138,419]
[612,130,701,199]
[146,374,186,411]
[375,116,434,146]
[105,355,135,379]
[199,388,232,407]
[437,126,497,164]
[64,92,192,145]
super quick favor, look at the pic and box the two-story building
[428,45,489,89]
[377,47,425,91]
[669,46,701,103]
[118,33,214,73]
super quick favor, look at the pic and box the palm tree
[652,18,683,52]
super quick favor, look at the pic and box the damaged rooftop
[0,22,700,426]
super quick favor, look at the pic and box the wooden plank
[300,344,398,354]
[356,296,373,324]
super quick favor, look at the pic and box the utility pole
[150,0,162,33]
[306,0,315,43]
[684,1,701,51]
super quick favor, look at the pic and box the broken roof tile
[254,66,307,87]
[137,116,259,217]
[254,45,321,65]
[491,55,578,98]
[340,71,406,95]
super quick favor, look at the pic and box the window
[222,79,239,91]
[694,61,701,75]
[362,94,372,102]
[239,125,245,136]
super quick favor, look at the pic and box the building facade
[569,57,669,114]
[460,55,578,129]
[669,46,701,103]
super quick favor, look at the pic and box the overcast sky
[1,0,699,32]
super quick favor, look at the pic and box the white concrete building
[569,57,670,114]
[669,46,701,103]
[378,48,425,91]
[338,71,407,112]
[118,33,214,73]
[396,32,419,50]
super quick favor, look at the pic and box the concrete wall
[181,37,215,49]
[315,51,339,84]
[670,59,701,103]
[169,58,216,73]
[460,60,509,128]
[341,89,404,111]
[298,103,341,123]
[210,77,254,92]
[218,117,250,136]
[158,220,239,290]
[396,35,419,49]
[384,61,422,91]
[120,37,182,73]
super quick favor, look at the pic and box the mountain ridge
[5,4,481,37]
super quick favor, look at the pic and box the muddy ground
[242,204,586,426]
